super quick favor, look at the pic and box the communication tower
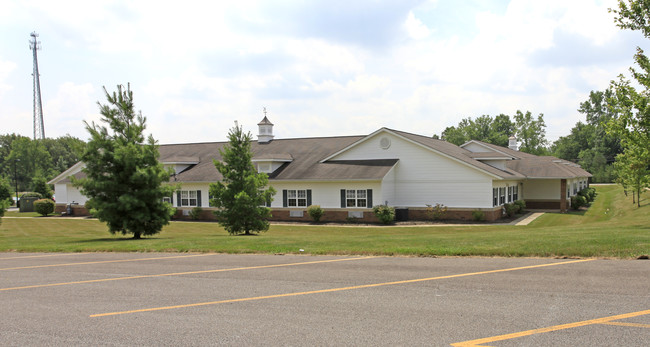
[30,31,45,140]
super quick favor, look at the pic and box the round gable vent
[379,137,391,150]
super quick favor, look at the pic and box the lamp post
[14,159,20,207]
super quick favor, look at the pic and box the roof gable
[48,161,85,185]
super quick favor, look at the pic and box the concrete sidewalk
[511,212,545,226]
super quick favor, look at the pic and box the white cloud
[44,82,97,139]
[405,11,431,40]
[0,0,646,146]
[0,58,17,98]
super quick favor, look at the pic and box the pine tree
[209,124,276,235]
[31,176,53,200]
[74,84,174,239]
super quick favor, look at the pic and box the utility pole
[30,32,45,140]
[14,159,20,207]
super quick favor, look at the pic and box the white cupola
[508,135,518,151]
[257,111,274,143]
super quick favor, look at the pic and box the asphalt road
[1,253,648,346]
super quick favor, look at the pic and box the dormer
[258,116,274,143]
[252,153,293,174]
[161,156,200,176]
[460,140,518,171]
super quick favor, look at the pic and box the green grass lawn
[0,185,648,258]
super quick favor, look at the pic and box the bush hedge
[503,203,514,217]
[33,199,55,216]
[189,207,203,220]
[472,210,485,221]
[425,203,448,220]
[571,195,588,210]
[372,205,395,225]
[307,205,324,223]
[578,187,596,203]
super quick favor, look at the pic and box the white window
[287,189,307,207]
[507,186,513,203]
[347,189,367,208]
[162,196,172,204]
[180,190,198,207]
[499,187,506,205]
[257,163,272,173]
[513,186,518,201]
[493,188,498,207]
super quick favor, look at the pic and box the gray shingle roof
[159,135,399,182]
[55,129,591,185]
[465,140,592,178]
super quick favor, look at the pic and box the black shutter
[177,191,181,207]
[367,189,373,207]
[307,190,312,206]
[340,189,346,208]
[196,190,202,207]
[283,190,288,207]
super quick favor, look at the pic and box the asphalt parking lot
[1,253,648,346]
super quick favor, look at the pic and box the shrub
[189,206,204,220]
[571,195,588,210]
[425,203,448,220]
[504,203,518,217]
[372,205,395,225]
[345,216,360,224]
[307,205,324,223]
[578,187,596,203]
[0,199,9,224]
[472,210,485,222]
[21,192,43,199]
[34,199,55,216]
[513,200,526,213]
[0,177,12,203]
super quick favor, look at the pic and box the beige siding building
[50,117,591,222]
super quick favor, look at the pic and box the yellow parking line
[1,256,377,291]
[91,258,593,318]
[600,321,650,328]
[451,309,650,346]
[0,253,215,271]
[0,253,90,260]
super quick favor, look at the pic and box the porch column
[560,179,567,213]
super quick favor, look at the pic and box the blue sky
[0,0,647,144]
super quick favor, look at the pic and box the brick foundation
[54,204,90,216]
[405,207,503,222]
[56,205,507,223]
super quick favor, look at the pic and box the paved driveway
[1,253,648,346]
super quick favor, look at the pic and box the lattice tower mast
[30,31,45,140]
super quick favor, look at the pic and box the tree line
[435,89,621,183]
[436,1,649,202]
[0,134,86,196]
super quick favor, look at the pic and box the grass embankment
[0,185,647,258]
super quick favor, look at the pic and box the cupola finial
[257,107,274,143]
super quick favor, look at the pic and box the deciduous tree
[513,110,549,155]
[440,114,514,147]
[607,0,650,201]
